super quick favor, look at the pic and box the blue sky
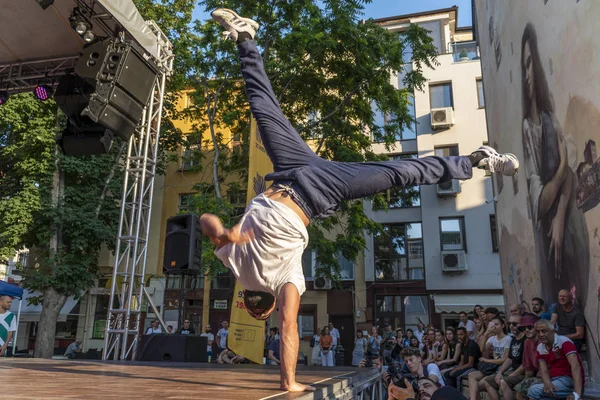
[193,0,473,27]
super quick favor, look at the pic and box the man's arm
[278,283,315,392]
[268,349,280,364]
[566,326,585,341]
[567,353,583,398]
[550,313,558,325]
[199,213,254,248]
[1,331,14,355]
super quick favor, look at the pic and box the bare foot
[281,382,317,392]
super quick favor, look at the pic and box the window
[375,154,420,209]
[338,254,355,280]
[298,307,317,340]
[181,143,200,170]
[302,250,354,280]
[439,217,466,251]
[450,41,479,62]
[178,193,195,212]
[371,99,416,142]
[435,145,459,158]
[92,295,109,339]
[375,295,429,331]
[490,215,499,252]
[476,79,485,108]
[374,223,423,281]
[429,83,453,109]
[302,249,314,279]
[227,185,246,216]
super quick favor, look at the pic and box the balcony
[449,41,480,63]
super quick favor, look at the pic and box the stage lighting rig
[35,0,54,10]
[33,85,53,101]
[69,8,95,43]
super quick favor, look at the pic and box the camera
[392,372,419,392]
[363,350,379,368]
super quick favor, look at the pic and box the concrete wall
[473,0,600,379]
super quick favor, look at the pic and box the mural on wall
[474,0,600,379]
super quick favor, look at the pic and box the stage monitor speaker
[163,214,201,273]
[138,335,208,362]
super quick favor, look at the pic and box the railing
[449,40,480,62]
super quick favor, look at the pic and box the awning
[0,281,24,299]
[9,290,81,322]
[434,294,505,314]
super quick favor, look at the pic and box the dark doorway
[331,315,354,366]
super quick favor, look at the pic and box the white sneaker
[472,145,519,176]
[211,8,259,42]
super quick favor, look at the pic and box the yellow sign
[228,116,272,364]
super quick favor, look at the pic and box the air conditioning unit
[437,179,461,196]
[441,250,468,272]
[431,107,455,129]
[313,276,332,290]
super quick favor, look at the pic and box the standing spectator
[167,325,174,334]
[267,337,280,365]
[415,323,426,343]
[145,320,162,334]
[381,323,397,360]
[444,327,481,392]
[434,330,448,362]
[459,312,477,340]
[468,317,511,400]
[216,321,229,354]
[320,326,334,367]
[328,322,340,365]
[64,340,82,359]
[352,330,367,366]
[177,319,195,335]
[200,324,214,361]
[438,327,462,374]
[310,329,321,366]
[265,327,278,355]
[391,333,407,364]
[367,326,382,356]
[551,289,586,351]
[0,295,17,357]
[396,328,410,348]
[527,319,584,400]
[482,315,527,400]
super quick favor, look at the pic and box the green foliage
[182,0,438,282]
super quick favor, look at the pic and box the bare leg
[468,371,484,400]
[501,379,515,400]
[278,283,316,392]
[484,379,501,400]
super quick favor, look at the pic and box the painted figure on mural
[520,23,589,309]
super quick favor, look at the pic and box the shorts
[514,377,543,397]
[483,373,525,390]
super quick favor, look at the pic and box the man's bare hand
[224,224,254,245]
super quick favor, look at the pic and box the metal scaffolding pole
[102,21,173,361]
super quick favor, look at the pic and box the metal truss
[102,21,173,361]
[0,56,79,94]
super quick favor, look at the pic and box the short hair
[456,327,467,334]
[486,307,500,315]
[534,319,555,331]
[459,311,468,317]
[532,297,544,306]
[244,291,276,320]
[401,347,422,358]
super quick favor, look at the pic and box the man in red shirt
[527,319,584,400]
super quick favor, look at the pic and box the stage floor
[0,359,363,400]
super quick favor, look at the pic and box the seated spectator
[438,327,462,375]
[402,346,446,384]
[396,328,410,348]
[410,337,422,351]
[509,304,523,317]
[431,385,468,400]
[422,336,437,366]
[467,317,511,400]
[459,312,476,341]
[551,289,586,351]
[176,320,195,335]
[473,317,485,344]
[530,297,552,320]
[64,340,82,359]
[434,329,448,362]
[527,319,584,400]
[444,327,481,392]
[218,349,246,364]
[390,334,407,365]
[508,314,541,400]
[482,314,527,400]
[405,328,415,343]
[267,337,280,365]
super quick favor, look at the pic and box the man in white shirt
[458,312,476,340]
[415,323,426,343]
[216,321,229,354]
[200,325,215,361]
[0,295,17,356]
[328,322,341,365]
[145,320,162,335]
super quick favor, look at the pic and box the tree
[183,0,438,281]
[0,0,195,358]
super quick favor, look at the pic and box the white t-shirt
[459,320,476,340]
[426,363,446,386]
[145,326,162,334]
[330,328,340,346]
[200,332,214,352]
[414,330,425,342]
[0,311,17,346]
[217,328,228,348]
[486,335,512,359]
[215,195,308,297]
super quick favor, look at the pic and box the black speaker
[163,214,202,273]
[58,122,114,155]
[138,335,208,362]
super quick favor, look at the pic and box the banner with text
[228,116,271,364]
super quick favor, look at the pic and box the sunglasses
[509,322,519,326]
[522,325,535,330]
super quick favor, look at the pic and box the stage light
[35,0,54,10]
[83,31,95,43]
[75,22,88,35]
[33,85,53,101]
[0,91,9,105]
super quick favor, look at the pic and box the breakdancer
[201,8,518,393]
